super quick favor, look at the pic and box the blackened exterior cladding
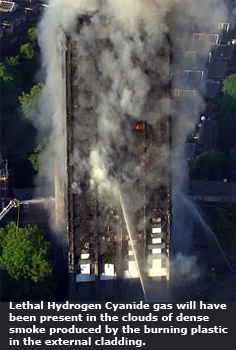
[66,35,124,300]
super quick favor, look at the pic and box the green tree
[19,83,44,120]
[212,203,236,258]
[218,94,236,153]
[5,55,20,67]
[228,146,236,181]
[0,55,23,95]
[29,138,48,173]
[194,150,226,181]
[218,74,236,153]
[0,27,40,190]
[27,27,37,44]
[222,74,236,98]
[0,62,14,81]
[202,276,236,301]
[0,223,52,282]
[20,42,36,60]
[20,27,38,61]
[0,223,55,300]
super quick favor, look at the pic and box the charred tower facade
[57,12,172,301]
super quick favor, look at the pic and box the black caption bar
[1,301,235,349]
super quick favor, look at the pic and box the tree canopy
[228,146,236,181]
[0,26,41,189]
[19,83,44,120]
[218,93,236,153]
[29,138,48,173]
[27,27,37,44]
[5,56,20,67]
[0,222,55,300]
[0,62,15,82]
[20,27,38,61]
[203,201,236,301]
[20,42,36,60]
[194,150,226,181]
[212,202,236,259]
[0,60,22,97]
[222,74,236,99]
[0,222,53,283]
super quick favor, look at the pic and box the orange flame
[135,123,143,131]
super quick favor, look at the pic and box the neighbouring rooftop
[189,180,236,197]
[1,8,25,24]
[214,45,235,61]
[0,1,16,12]
[207,60,228,80]
[205,81,222,99]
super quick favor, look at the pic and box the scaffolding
[0,158,9,206]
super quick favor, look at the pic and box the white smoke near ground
[171,253,201,283]
[36,0,228,289]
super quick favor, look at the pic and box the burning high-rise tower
[54,11,172,301]
[39,0,228,302]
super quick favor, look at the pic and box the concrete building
[0,0,43,59]
[175,21,236,157]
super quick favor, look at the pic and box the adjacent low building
[0,0,43,59]
[189,180,236,206]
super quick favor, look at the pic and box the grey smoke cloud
[37,0,227,188]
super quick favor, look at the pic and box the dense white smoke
[37,0,228,288]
